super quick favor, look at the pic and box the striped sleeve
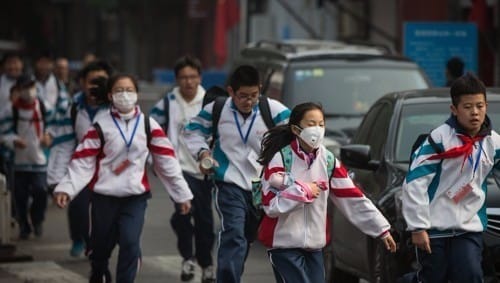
[47,105,77,185]
[149,97,167,129]
[149,117,193,203]
[183,102,214,160]
[328,158,390,238]
[53,126,101,199]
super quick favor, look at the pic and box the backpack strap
[163,93,170,133]
[326,150,335,182]
[144,114,152,147]
[427,135,442,153]
[258,97,275,130]
[37,98,47,125]
[70,103,78,128]
[210,96,228,148]
[92,122,105,151]
[12,104,18,134]
[279,145,293,173]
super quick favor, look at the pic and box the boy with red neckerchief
[403,73,500,283]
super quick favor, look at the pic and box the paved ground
[0,170,275,283]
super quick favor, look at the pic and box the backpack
[12,97,47,133]
[92,114,152,151]
[409,133,442,163]
[163,86,275,146]
[251,145,335,210]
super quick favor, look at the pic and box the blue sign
[403,22,478,87]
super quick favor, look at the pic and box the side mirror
[340,144,380,171]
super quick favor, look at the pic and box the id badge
[446,183,473,204]
[112,159,131,175]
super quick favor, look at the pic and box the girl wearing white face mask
[53,74,193,283]
[257,102,397,283]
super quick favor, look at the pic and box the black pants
[14,171,47,235]
[68,187,90,244]
[415,232,483,283]
[88,192,149,283]
[170,172,215,268]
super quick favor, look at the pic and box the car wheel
[370,238,398,283]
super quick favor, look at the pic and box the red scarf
[426,135,484,170]
[13,98,43,138]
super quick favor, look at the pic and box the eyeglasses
[235,93,260,102]
[177,75,200,82]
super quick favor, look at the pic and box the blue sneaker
[70,240,85,257]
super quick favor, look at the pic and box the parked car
[326,88,500,283]
[231,39,431,154]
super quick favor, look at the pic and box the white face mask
[112,91,137,112]
[298,126,325,149]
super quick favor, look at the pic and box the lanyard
[233,111,257,144]
[467,140,483,178]
[112,114,141,152]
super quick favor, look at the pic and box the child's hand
[412,230,431,253]
[381,233,397,253]
[53,192,70,208]
[309,182,321,198]
[177,201,192,215]
[40,133,52,148]
[14,138,27,149]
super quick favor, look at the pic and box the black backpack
[410,133,442,163]
[163,86,275,143]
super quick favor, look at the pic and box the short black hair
[228,65,260,92]
[107,73,139,93]
[79,59,113,80]
[446,57,464,78]
[174,55,202,77]
[450,72,486,106]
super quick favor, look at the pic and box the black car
[232,39,431,155]
[325,88,500,283]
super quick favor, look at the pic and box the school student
[53,74,193,283]
[403,73,500,283]
[258,102,396,283]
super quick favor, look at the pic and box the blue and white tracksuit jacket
[53,107,193,203]
[183,96,291,190]
[47,93,110,185]
[403,115,500,237]
[258,139,391,249]
[150,86,205,179]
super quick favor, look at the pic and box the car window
[285,66,428,116]
[263,69,285,101]
[354,102,384,145]
[395,101,500,162]
[368,102,393,159]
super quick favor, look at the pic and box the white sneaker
[181,259,195,281]
[201,265,215,283]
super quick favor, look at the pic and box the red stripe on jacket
[330,188,364,198]
[151,129,166,138]
[72,148,101,159]
[149,144,176,157]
